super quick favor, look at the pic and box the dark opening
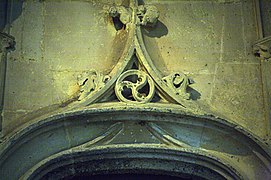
[121,85,135,101]
[112,16,125,31]
[123,74,138,83]
[66,173,203,180]
[138,80,150,97]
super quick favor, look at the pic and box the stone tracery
[115,69,155,103]
[78,1,193,105]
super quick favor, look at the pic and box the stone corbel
[253,36,271,62]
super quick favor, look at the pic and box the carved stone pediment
[65,1,199,111]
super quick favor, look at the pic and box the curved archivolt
[0,107,270,179]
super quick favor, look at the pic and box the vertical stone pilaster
[0,32,15,134]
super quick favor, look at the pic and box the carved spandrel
[72,1,197,108]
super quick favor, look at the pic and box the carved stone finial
[137,5,159,27]
[107,4,159,28]
[108,6,132,25]
[163,72,193,100]
[0,32,15,53]
[115,70,155,103]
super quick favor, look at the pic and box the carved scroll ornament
[163,72,193,100]
[77,70,110,101]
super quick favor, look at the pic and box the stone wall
[2,0,270,142]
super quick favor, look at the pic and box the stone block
[210,63,267,137]
[4,60,54,111]
[143,1,224,75]
[43,1,116,73]
[222,2,258,63]
[21,1,43,62]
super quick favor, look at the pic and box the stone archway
[0,104,270,179]
[25,147,237,180]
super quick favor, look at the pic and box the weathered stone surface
[4,61,54,111]
[21,1,43,62]
[188,74,214,102]
[210,63,267,137]
[3,0,120,133]
[43,1,117,72]
[143,1,223,74]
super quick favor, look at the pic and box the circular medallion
[115,70,155,103]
